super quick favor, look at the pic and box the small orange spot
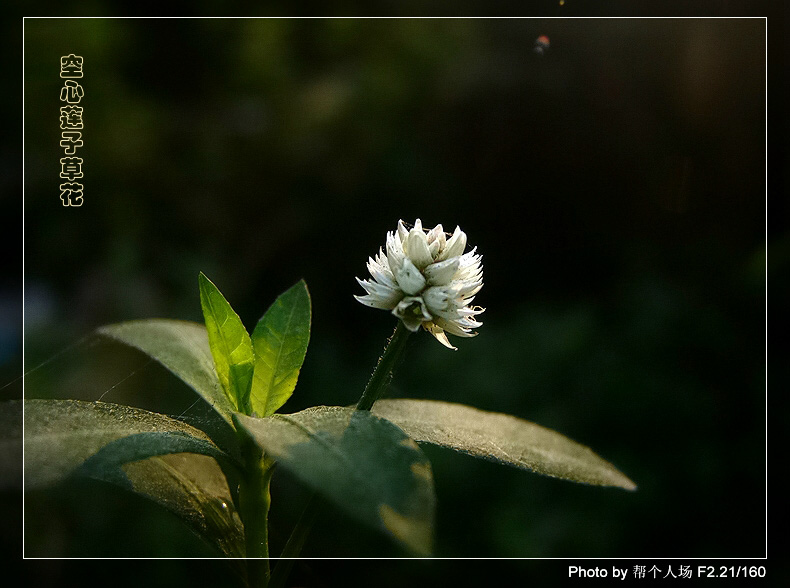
[534,35,551,55]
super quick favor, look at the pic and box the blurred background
[7,12,773,585]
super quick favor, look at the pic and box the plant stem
[269,493,320,588]
[239,438,275,588]
[356,321,412,411]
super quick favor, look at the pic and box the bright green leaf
[250,280,311,417]
[234,406,435,555]
[372,399,637,491]
[199,273,255,414]
[97,319,234,424]
[18,399,228,489]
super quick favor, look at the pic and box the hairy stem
[356,321,412,411]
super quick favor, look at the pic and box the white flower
[355,219,484,350]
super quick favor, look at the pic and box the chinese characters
[59,54,84,206]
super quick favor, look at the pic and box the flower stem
[356,321,412,411]
[239,437,275,588]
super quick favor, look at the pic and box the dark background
[5,7,778,587]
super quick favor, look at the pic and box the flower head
[355,219,484,350]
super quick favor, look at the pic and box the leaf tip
[292,279,311,300]
[379,504,433,557]
[198,272,214,299]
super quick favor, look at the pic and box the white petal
[456,268,483,284]
[423,322,457,350]
[426,224,445,247]
[457,257,481,274]
[354,277,403,309]
[438,226,467,261]
[423,286,452,315]
[354,295,385,309]
[366,250,397,289]
[444,273,482,298]
[456,278,483,297]
[428,238,440,259]
[457,306,485,317]
[397,219,409,244]
[457,316,483,329]
[435,316,478,338]
[423,257,461,286]
[356,277,398,300]
[386,231,405,275]
[429,307,465,321]
[405,228,433,269]
[355,294,400,310]
[395,258,427,295]
[373,248,394,274]
[426,224,445,259]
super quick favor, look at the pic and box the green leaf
[234,406,435,555]
[250,280,311,417]
[79,433,246,558]
[97,319,235,424]
[199,272,255,414]
[121,452,246,558]
[12,399,245,557]
[77,431,237,486]
[19,399,229,489]
[371,399,637,491]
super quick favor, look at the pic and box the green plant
[8,220,635,586]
